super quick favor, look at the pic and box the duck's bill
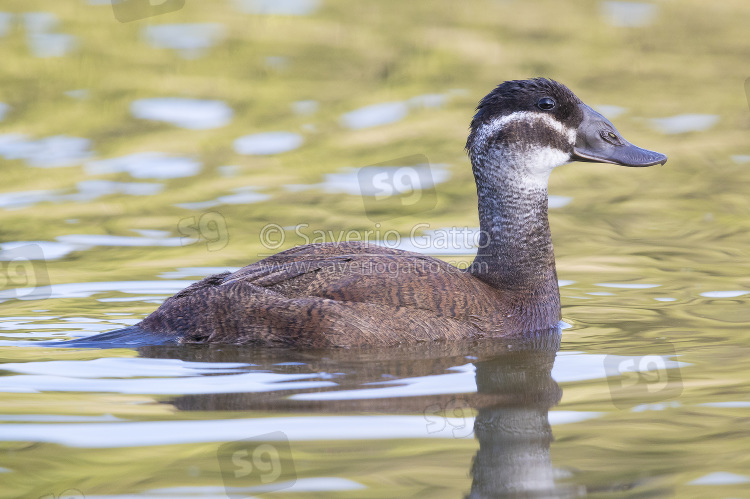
[572,103,667,167]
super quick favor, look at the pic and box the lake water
[1,1,750,498]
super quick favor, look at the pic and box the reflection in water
[595,282,659,289]
[0,180,163,210]
[0,240,86,260]
[175,186,270,210]
[593,105,626,119]
[22,12,59,33]
[233,131,304,155]
[340,93,454,130]
[130,98,234,130]
[27,31,77,58]
[141,23,227,59]
[22,12,77,58]
[649,113,720,134]
[291,99,319,115]
[0,189,66,210]
[0,0,747,495]
[469,340,575,498]
[285,163,451,196]
[408,93,449,109]
[265,55,289,70]
[340,101,410,130]
[137,331,581,497]
[0,134,93,168]
[64,89,88,100]
[599,1,658,28]
[56,233,188,248]
[700,290,748,298]
[0,12,12,37]
[688,472,750,485]
[372,226,479,256]
[85,152,202,179]
[232,0,320,16]
[0,279,189,304]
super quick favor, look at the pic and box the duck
[65,78,666,349]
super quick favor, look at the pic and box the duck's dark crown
[467,78,584,152]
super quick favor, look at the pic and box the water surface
[1,1,750,497]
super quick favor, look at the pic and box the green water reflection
[1,0,750,497]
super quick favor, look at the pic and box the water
[130,98,234,130]
[233,132,305,156]
[1,0,750,497]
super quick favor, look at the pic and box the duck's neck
[469,156,561,324]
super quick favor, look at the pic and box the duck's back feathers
[136,242,514,347]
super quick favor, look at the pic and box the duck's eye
[537,97,556,110]
[601,130,622,145]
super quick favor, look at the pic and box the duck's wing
[136,242,509,347]
[142,279,495,347]
[221,242,504,315]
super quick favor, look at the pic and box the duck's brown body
[137,241,560,348]
[60,79,665,349]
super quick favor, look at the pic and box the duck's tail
[41,326,178,349]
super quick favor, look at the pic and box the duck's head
[467,78,667,184]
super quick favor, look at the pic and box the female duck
[73,79,666,348]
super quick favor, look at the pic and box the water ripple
[175,186,270,210]
[232,0,320,16]
[340,101,409,130]
[0,280,193,303]
[233,132,304,155]
[0,412,601,447]
[85,152,201,179]
[600,1,658,28]
[649,114,720,134]
[0,12,12,37]
[0,134,93,168]
[285,164,451,196]
[131,98,233,130]
[142,23,227,59]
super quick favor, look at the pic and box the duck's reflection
[138,330,576,497]
[469,333,571,498]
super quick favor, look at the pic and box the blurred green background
[1,0,748,301]
[2,1,750,498]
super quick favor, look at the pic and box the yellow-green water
[1,0,750,497]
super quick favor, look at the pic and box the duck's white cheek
[518,146,571,187]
